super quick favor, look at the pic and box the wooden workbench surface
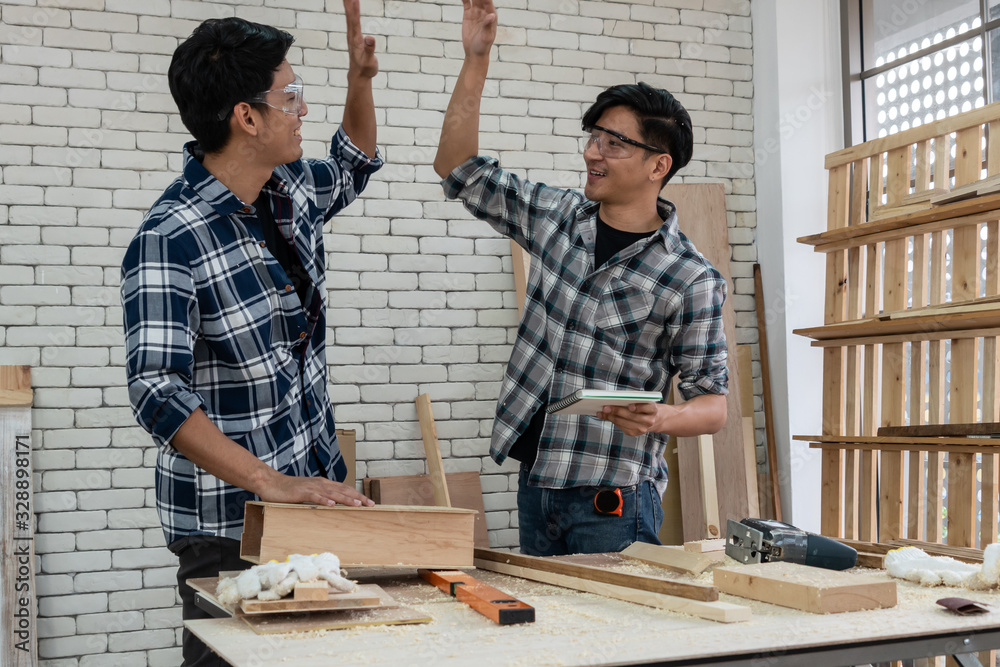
[188,568,1000,666]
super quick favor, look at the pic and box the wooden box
[240,502,476,567]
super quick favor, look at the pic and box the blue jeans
[516,465,664,556]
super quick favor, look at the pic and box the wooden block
[856,552,885,569]
[0,366,32,407]
[366,471,490,548]
[621,541,715,576]
[474,558,750,624]
[240,502,476,568]
[293,581,329,601]
[415,394,451,507]
[713,562,896,614]
[510,239,531,315]
[684,539,726,553]
[1,366,35,667]
[335,429,356,490]
[241,584,385,615]
[474,547,717,601]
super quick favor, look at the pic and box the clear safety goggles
[582,125,666,159]
[218,75,305,120]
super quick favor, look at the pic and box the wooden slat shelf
[824,100,1000,169]
[802,101,1000,554]
[793,306,1000,342]
[796,435,1000,446]
[809,442,1000,455]
[796,192,1000,250]
[878,423,1000,437]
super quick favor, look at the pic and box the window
[843,0,1000,144]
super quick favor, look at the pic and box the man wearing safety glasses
[120,4,380,664]
[435,0,728,556]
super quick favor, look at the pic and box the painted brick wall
[0,0,757,662]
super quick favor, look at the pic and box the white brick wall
[0,0,759,662]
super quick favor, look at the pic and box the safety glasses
[217,75,305,121]
[582,125,666,159]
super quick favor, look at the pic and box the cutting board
[365,471,490,547]
[713,561,897,613]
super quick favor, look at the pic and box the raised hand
[344,0,378,79]
[462,0,497,59]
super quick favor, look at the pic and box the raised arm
[341,0,378,157]
[433,0,497,178]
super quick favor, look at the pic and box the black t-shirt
[256,194,310,306]
[507,214,658,467]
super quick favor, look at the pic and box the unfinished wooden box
[240,502,476,567]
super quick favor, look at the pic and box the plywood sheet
[240,604,433,635]
[662,183,749,541]
[240,584,386,615]
[367,471,489,547]
[713,561,896,614]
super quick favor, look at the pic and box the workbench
[188,567,1000,666]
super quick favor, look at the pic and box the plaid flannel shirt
[443,156,728,492]
[122,127,382,546]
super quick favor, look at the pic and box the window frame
[841,0,1000,146]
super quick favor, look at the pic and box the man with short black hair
[121,4,380,664]
[434,0,729,557]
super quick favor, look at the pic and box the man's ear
[651,153,672,183]
[231,102,260,138]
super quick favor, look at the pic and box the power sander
[725,518,858,571]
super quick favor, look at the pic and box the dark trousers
[171,535,251,667]
[516,464,664,556]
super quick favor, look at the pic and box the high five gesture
[434,0,498,177]
[462,0,497,59]
[341,0,377,156]
[344,0,378,79]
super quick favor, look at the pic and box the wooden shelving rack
[795,102,1000,548]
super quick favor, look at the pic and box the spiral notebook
[546,389,663,416]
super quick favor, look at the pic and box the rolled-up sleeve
[304,126,384,221]
[673,267,729,400]
[121,229,204,447]
[442,155,580,253]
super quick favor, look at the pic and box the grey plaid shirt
[443,156,728,491]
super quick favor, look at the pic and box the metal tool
[725,518,858,571]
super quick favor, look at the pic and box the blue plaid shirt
[122,128,382,546]
[443,156,728,492]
